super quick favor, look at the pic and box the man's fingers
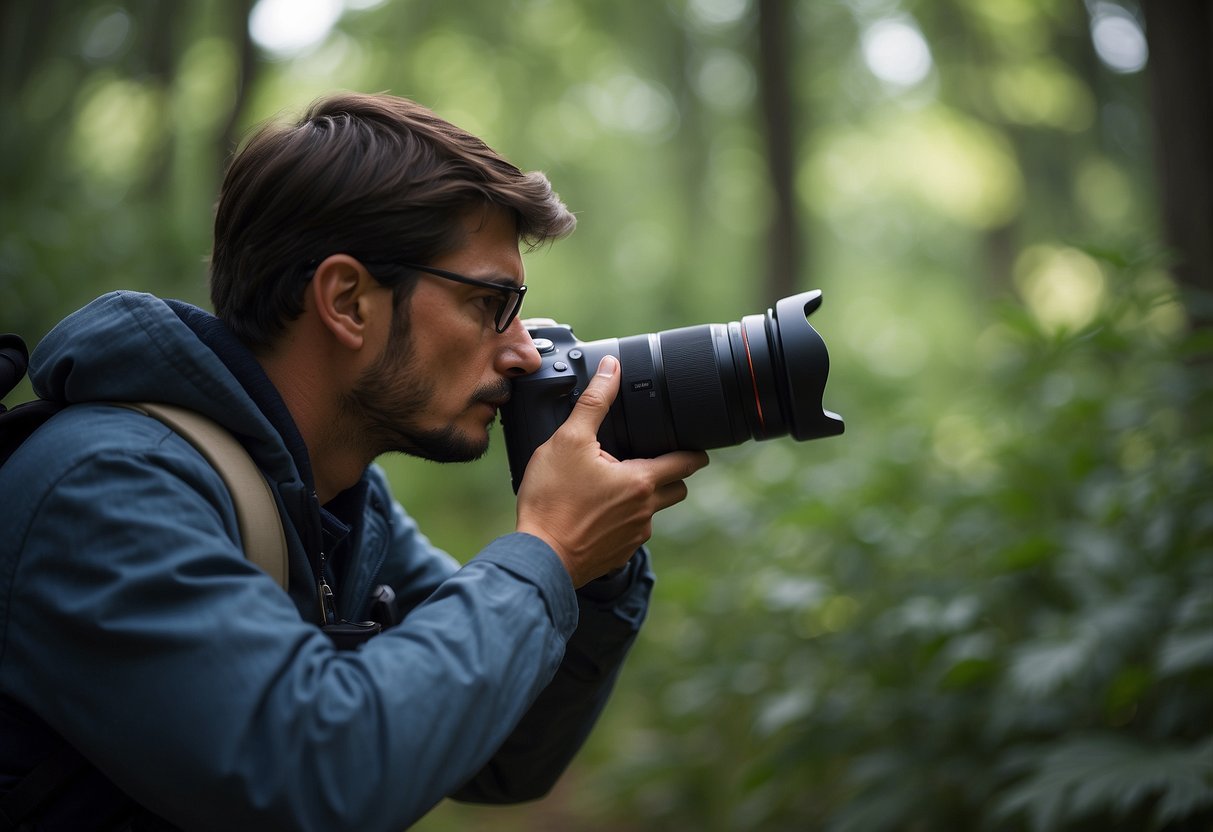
[630,449,708,511]
[561,356,620,436]
[655,479,690,510]
[642,449,710,486]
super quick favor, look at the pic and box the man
[0,92,708,830]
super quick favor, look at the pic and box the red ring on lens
[740,324,766,432]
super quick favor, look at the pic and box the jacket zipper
[308,489,338,626]
[318,547,338,626]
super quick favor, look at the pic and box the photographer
[0,92,708,830]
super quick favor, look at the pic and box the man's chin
[395,427,490,464]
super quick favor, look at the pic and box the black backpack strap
[0,696,95,831]
[0,334,30,412]
[0,400,67,467]
[0,743,88,831]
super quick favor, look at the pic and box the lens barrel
[606,290,843,456]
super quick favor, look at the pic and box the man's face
[343,206,542,462]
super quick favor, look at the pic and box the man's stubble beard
[340,313,510,464]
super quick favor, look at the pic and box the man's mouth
[480,396,510,410]
[474,396,510,422]
[475,382,513,412]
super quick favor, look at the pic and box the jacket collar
[165,300,317,493]
[167,301,371,585]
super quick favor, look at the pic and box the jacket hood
[30,291,301,486]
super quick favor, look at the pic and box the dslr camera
[501,290,844,492]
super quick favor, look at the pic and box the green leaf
[1008,635,1093,699]
[994,734,1213,830]
[1158,628,1213,677]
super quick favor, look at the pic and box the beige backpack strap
[117,402,289,590]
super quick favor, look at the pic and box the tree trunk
[1141,0,1213,328]
[756,0,802,300]
[219,0,259,169]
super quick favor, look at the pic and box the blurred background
[2,0,1211,829]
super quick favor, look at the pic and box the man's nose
[498,317,542,376]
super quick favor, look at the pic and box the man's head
[210,92,576,352]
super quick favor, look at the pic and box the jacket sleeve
[453,550,653,803]
[0,410,586,832]
[365,465,654,804]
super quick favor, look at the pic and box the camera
[500,290,844,492]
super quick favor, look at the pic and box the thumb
[562,355,620,436]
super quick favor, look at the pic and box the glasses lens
[497,287,525,332]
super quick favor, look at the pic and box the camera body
[501,291,844,492]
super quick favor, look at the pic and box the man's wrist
[577,552,639,602]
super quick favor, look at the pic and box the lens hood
[771,291,845,440]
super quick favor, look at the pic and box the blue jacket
[0,291,652,830]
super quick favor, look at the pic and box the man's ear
[309,254,382,351]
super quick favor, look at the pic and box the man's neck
[257,346,370,505]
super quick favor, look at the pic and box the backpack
[0,333,292,830]
[0,334,288,588]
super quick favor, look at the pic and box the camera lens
[603,290,844,459]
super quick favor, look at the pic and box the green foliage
[995,734,1213,831]
[539,252,1213,832]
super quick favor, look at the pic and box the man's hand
[516,355,710,587]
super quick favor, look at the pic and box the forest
[2,0,1211,829]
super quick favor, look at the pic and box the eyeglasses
[390,262,527,334]
[310,257,529,334]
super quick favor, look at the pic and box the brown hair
[209,92,576,350]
